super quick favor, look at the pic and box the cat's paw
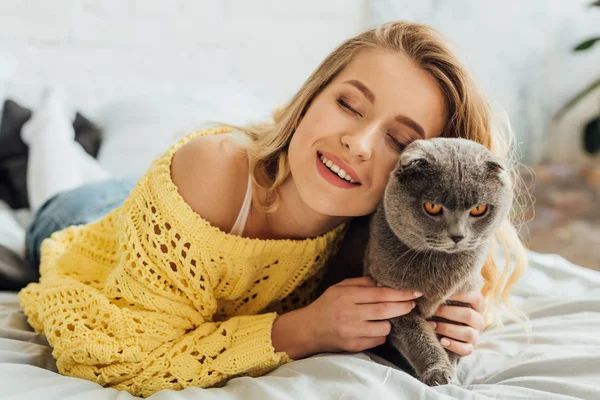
[420,365,457,386]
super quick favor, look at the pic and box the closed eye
[386,134,406,152]
[337,98,361,117]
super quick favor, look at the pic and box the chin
[304,193,352,217]
[291,161,375,218]
[300,188,367,218]
[438,246,465,254]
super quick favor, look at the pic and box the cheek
[298,96,344,134]
[373,157,399,192]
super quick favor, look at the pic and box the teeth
[319,154,357,184]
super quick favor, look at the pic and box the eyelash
[337,98,360,116]
[336,97,406,152]
[387,135,406,152]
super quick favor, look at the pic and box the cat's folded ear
[485,160,504,174]
[398,145,430,172]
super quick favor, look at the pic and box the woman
[18,21,525,397]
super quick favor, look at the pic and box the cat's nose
[449,235,464,243]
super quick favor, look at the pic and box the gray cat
[364,138,512,386]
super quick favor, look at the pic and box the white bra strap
[229,166,252,236]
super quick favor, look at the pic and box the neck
[246,174,349,240]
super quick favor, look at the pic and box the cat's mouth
[425,240,469,254]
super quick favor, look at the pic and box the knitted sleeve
[24,192,290,398]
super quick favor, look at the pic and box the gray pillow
[0,244,38,291]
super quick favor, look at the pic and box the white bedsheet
[1,251,599,399]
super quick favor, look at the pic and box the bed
[1,249,599,399]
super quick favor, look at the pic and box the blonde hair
[233,21,528,326]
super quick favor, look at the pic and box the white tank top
[229,162,252,237]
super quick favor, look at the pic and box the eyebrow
[345,79,375,103]
[395,115,425,139]
[343,79,426,139]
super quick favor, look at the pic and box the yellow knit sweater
[18,127,346,397]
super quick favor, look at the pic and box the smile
[316,152,361,189]
[319,154,356,183]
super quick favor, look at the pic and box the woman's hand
[428,290,486,357]
[273,276,422,359]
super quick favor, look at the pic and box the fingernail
[441,338,450,347]
[428,321,437,329]
[414,291,423,297]
[411,301,416,309]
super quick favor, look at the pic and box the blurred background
[0,0,599,270]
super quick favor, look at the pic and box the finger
[448,290,485,313]
[434,305,486,332]
[362,320,392,337]
[428,321,479,345]
[353,286,423,304]
[336,276,378,287]
[439,337,474,357]
[358,301,416,320]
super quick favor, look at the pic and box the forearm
[271,307,318,360]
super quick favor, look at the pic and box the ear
[399,148,429,171]
[486,160,504,174]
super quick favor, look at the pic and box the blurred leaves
[573,2,600,51]
[558,1,600,118]
[574,37,600,51]
[554,76,600,120]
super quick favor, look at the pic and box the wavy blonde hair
[233,21,528,326]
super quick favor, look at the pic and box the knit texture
[18,127,346,397]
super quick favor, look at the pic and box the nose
[449,235,464,243]
[340,126,377,160]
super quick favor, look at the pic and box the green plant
[575,1,600,155]
[573,1,600,51]
[554,1,600,121]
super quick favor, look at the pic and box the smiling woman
[17,21,526,396]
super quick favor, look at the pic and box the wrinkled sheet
[1,251,599,399]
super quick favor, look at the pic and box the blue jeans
[25,177,138,270]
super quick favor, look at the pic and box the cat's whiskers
[393,243,429,290]
[426,249,444,293]
[393,246,419,286]
[407,245,434,289]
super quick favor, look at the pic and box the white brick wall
[0,0,367,114]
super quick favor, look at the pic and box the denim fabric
[25,177,138,270]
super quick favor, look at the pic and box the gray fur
[364,138,512,386]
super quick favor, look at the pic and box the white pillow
[95,83,271,178]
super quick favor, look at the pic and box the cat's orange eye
[424,202,443,216]
[470,204,488,217]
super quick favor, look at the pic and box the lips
[316,154,357,189]
[318,151,361,184]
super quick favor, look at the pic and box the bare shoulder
[170,133,249,232]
